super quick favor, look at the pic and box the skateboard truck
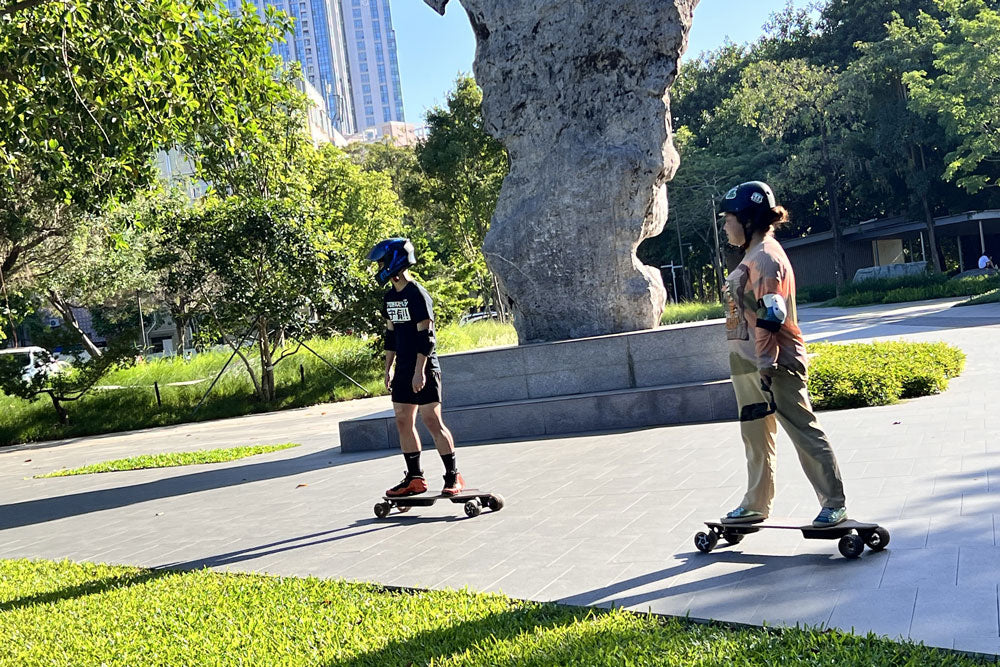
[374,489,505,519]
[694,519,890,559]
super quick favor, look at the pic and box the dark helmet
[368,238,416,285]
[720,181,777,248]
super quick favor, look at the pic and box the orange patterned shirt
[724,236,807,375]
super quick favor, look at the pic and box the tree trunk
[820,139,847,295]
[46,290,103,358]
[919,192,942,273]
[45,391,69,425]
[258,319,275,402]
[709,199,724,303]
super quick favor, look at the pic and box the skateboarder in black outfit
[368,238,466,497]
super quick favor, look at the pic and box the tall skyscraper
[224,0,356,135]
[340,0,405,132]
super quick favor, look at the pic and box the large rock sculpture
[425,0,698,343]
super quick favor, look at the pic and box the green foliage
[808,341,965,409]
[415,76,509,315]
[660,301,725,325]
[36,443,299,478]
[0,559,981,666]
[826,273,999,306]
[896,0,1000,192]
[0,0,293,279]
[959,287,1000,306]
[796,283,838,304]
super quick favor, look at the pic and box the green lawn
[660,301,725,325]
[0,559,982,666]
[34,443,299,478]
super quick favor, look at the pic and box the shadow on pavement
[0,449,395,531]
[157,516,464,571]
[563,548,889,610]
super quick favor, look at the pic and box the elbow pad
[416,329,436,357]
[384,329,397,352]
[755,294,787,333]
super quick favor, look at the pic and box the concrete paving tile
[953,637,1000,656]
[927,514,996,548]
[909,586,999,646]
[749,587,841,629]
[957,547,1000,587]
[827,586,917,640]
[880,547,959,588]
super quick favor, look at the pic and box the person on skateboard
[718,182,848,529]
[368,238,466,498]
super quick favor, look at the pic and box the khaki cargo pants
[731,364,846,515]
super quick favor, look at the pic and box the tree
[163,197,340,403]
[416,76,510,318]
[896,0,1000,193]
[1,0,298,348]
[851,14,957,272]
[729,59,864,292]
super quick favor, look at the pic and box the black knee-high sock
[440,452,457,474]
[404,451,422,477]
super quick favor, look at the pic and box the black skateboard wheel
[722,530,744,545]
[838,534,864,559]
[486,494,505,512]
[374,502,390,519]
[865,527,890,551]
[694,531,718,553]
[464,500,482,518]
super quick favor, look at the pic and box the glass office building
[224,0,356,135]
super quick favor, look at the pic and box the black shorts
[390,367,443,405]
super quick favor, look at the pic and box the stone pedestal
[339,320,736,452]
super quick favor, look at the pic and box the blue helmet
[368,238,416,285]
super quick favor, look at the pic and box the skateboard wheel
[838,534,864,559]
[486,494,505,512]
[694,531,718,553]
[373,502,390,519]
[865,527,890,551]
[722,530,744,545]
[464,500,482,518]
[397,505,412,514]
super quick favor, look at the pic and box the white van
[0,346,69,381]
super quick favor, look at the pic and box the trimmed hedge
[826,273,999,307]
[808,341,965,410]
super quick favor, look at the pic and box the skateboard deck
[696,518,889,559]
[374,489,504,518]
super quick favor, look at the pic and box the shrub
[827,273,999,307]
[808,341,965,410]
[796,283,837,304]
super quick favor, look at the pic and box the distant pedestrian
[718,181,848,528]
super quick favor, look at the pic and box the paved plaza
[2,297,999,655]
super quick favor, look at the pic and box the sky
[391,0,806,127]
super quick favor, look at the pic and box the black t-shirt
[381,281,440,372]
